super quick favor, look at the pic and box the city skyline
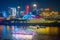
[0,0,60,12]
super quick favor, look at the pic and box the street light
[33,4,37,7]
[17,6,20,9]
[33,4,37,11]
[17,6,20,17]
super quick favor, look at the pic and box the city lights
[33,4,37,7]
[2,26,7,39]
[17,6,20,9]
[2,11,7,18]
[12,27,35,40]
[26,5,29,14]
[0,0,59,40]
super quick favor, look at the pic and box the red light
[26,5,29,14]
[35,16,42,19]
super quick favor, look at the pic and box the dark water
[0,25,34,40]
[0,25,11,40]
[0,25,59,40]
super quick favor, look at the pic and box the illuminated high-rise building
[17,6,20,18]
[2,11,7,18]
[25,5,29,14]
[8,7,16,18]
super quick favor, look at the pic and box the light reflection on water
[2,25,7,39]
[0,25,35,40]
[0,25,59,40]
[0,25,11,39]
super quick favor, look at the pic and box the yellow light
[45,8,49,11]
[6,17,10,20]
[33,4,37,7]
[17,6,20,9]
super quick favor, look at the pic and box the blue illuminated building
[22,12,33,20]
[2,11,7,18]
[22,14,30,20]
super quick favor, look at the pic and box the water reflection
[0,25,35,40]
[0,25,59,40]
[2,25,7,39]
[11,26,35,40]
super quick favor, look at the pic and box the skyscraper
[25,5,29,14]
[8,7,16,18]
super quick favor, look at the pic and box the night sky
[0,0,60,12]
